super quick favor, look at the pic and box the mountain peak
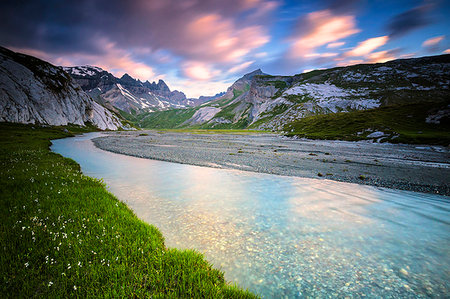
[242,68,265,80]
[157,79,170,92]
[120,73,133,80]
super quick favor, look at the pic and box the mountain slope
[284,101,450,145]
[64,66,193,114]
[137,55,450,137]
[0,47,125,130]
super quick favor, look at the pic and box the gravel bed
[93,130,450,196]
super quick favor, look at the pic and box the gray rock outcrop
[0,47,124,130]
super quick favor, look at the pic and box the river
[51,133,450,297]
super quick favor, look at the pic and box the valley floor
[93,130,450,196]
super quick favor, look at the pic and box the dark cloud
[0,0,275,63]
[0,0,108,55]
[387,3,434,38]
[324,0,363,14]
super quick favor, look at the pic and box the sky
[0,0,449,98]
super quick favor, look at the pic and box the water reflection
[51,133,450,297]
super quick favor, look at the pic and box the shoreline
[93,130,450,196]
[0,123,254,297]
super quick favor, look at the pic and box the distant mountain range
[0,47,125,130]
[63,66,214,116]
[136,55,450,140]
[1,46,448,143]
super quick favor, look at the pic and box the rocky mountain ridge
[64,66,196,114]
[0,47,125,130]
[137,54,449,132]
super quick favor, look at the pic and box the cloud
[170,78,231,98]
[367,49,400,63]
[444,49,450,54]
[386,3,434,38]
[228,61,255,74]
[422,35,445,47]
[10,40,158,82]
[335,47,402,66]
[287,9,360,59]
[327,42,345,48]
[182,14,269,63]
[0,0,276,81]
[324,0,362,14]
[182,61,219,81]
[254,52,268,58]
[336,59,364,66]
[344,36,389,57]
[304,53,338,58]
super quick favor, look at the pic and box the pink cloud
[344,36,389,57]
[228,61,255,74]
[304,52,338,58]
[336,59,364,67]
[287,10,360,59]
[326,42,345,48]
[183,13,269,63]
[170,78,230,99]
[182,61,219,81]
[367,50,397,63]
[444,49,450,54]
[12,40,161,82]
[422,36,445,47]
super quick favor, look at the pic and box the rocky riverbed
[92,130,450,196]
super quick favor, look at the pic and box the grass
[284,101,450,145]
[147,128,271,135]
[0,123,256,298]
[137,108,199,129]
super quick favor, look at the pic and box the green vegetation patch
[265,80,288,90]
[213,101,242,121]
[137,108,198,129]
[153,129,271,135]
[0,123,256,298]
[284,101,450,145]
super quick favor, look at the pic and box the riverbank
[0,123,254,298]
[93,130,450,196]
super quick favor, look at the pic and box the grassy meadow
[0,123,255,298]
[284,101,450,145]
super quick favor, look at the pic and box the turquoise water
[51,133,450,297]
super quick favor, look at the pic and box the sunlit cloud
[254,52,268,58]
[345,36,389,57]
[422,35,445,47]
[444,49,450,54]
[326,41,345,48]
[336,59,364,66]
[304,52,338,58]
[182,62,219,81]
[367,50,397,63]
[169,78,231,98]
[228,61,255,74]
[287,10,360,59]
[183,14,269,63]
[1,0,448,97]
[12,41,159,82]
[70,40,157,81]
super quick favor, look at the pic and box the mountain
[187,92,226,107]
[0,47,125,130]
[63,66,192,114]
[134,55,450,143]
